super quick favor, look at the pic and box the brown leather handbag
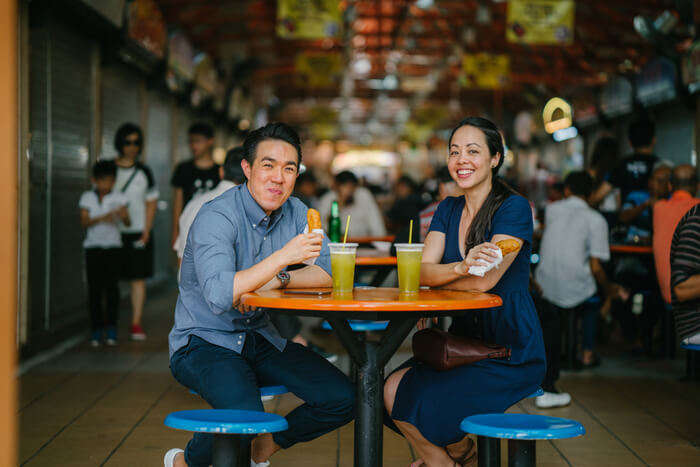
[412,328,511,371]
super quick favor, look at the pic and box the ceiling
[157,0,681,141]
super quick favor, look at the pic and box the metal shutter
[100,63,141,160]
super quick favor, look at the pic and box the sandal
[445,438,476,467]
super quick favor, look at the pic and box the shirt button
[263,237,267,240]
[253,224,256,228]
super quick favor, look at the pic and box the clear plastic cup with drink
[329,243,358,293]
[395,243,424,294]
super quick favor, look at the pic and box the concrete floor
[18,289,700,466]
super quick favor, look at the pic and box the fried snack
[307,208,323,232]
[496,239,520,256]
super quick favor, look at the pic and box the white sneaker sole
[164,448,184,467]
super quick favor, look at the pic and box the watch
[276,270,290,289]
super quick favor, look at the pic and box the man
[171,122,221,245]
[619,164,671,244]
[165,123,354,467]
[419,166,459,241]
[653,165,699,305]
[610,117,659,203]
[293,170,320,208]
[387,175,425,244]
[173,147,245,261]
[671,203,700,346]
[318,171,386,238]
[534,172,616,408]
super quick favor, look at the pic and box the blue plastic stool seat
[321,320,389,332]
[462,413,585,467]
[528,387,544,398]
[165,409,288,434]
[461,413,585,440]
[681,343,700,351]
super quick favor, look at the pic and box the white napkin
[468,248,503,277]
[301,226,324,266]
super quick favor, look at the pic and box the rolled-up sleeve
[190,208,238,314]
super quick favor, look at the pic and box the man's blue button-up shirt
[168,183,332,358]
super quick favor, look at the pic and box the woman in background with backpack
[114,123,159,341]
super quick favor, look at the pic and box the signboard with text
[507,0,574,45]
[277,0,341,39]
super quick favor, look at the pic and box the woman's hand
[454,242,500,276]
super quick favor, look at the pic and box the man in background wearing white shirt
[534,171,618,408]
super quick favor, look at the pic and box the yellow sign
[507,0,574,45]
[295,52,343,88]
[277,0,342,39]
[543,97,572,133]
[461,54,510,89]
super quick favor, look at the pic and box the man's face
[336,182,357,205]
[650,168,671,198]
[189,134,214,159]
[241,140,299,213]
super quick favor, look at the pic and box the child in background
[79,160,130,347]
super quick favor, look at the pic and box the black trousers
[537,298,563,393]
[85,248,121,332]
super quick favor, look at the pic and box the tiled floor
[18,290,700,466]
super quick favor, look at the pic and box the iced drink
[395,243,424,294]
[329,243,358,293]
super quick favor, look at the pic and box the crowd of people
[77,116,699,467]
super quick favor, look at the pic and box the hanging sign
[295,52,343,88]
[277,0,342,39]
[507,0,575,45]
[681,41,700,94]
[168,31,195,81]
[127,0,166,59]
[542,97,572,134]
[461,54,510,89]
[599,76,633,117]
[636,57,677,106]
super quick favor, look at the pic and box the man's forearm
[232,250,287,305]
[288,265,332,288]
[590,258,611,294]
[675,274,700,302]
[619,203,648,224]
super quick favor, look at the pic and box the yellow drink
[329,243,358,293]
[396,244,424,294]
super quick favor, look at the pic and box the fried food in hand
[307,208,323,231]
[496,239,520,256]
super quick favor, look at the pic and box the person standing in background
[610,117,659,203]
[114,123,159,341]
[171,122,220,245]
[588,136,621,227]
[419,166,460,241]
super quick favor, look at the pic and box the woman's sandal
[445,438,477,467]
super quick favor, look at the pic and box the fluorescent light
[552,126,578,142]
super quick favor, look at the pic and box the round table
[609,244,653,255]
[241,288,502,467]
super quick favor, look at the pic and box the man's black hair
[335,170,358,185]
[564,171,594,198]
[397,175,417,192]
[92,159,117,179]
[628,117,655,149]
[436,166,453,184]
[242,122,302,165]
[188,122,215,139]
[113,122,143,156]
[223,147,246,184]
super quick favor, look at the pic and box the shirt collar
[564,195,589,208]
[241,183,284,229]
[670,190,693,201]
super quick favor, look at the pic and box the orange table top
[241,287,502,312]
[356,256,397,266]
[610,245,653,255]
[347,235,396,244]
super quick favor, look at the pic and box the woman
[383,117,545,466]
[114,123,159,341]
[588,135,621,227]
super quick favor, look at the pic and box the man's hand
[279,233,323,266]
[139,230,151,246]
[238,303,257,315]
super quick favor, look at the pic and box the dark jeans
[170,334,355,467]
[85,248,121,333]
[537,297,599,392]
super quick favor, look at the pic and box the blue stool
[461,413,585,467]
[321,320,389,332]
[165,409,287,467]
[190,385,289,400]
[682,342,700,381]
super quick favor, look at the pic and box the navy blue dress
[387,194,546,447]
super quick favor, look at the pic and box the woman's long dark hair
[448,117,517,253]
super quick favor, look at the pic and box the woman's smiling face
[447,125,500,191]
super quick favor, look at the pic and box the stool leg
[237,437,251,467]
[508,439,536,467]
[212,434,239,467]
[477,436,500,467]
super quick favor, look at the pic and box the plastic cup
[395,243,424,294]
[329,243,358,293]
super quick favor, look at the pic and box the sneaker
[535,391,572,409]
[164,448,184,467]
[106,338,118,347]
[308,342,338,363]
[251,459,270,467]
[89,339,101,348]
[130,324,147,341]
[106,327,118,346]
[90,330,102,347]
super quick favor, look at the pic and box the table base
[327,317,418,467]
